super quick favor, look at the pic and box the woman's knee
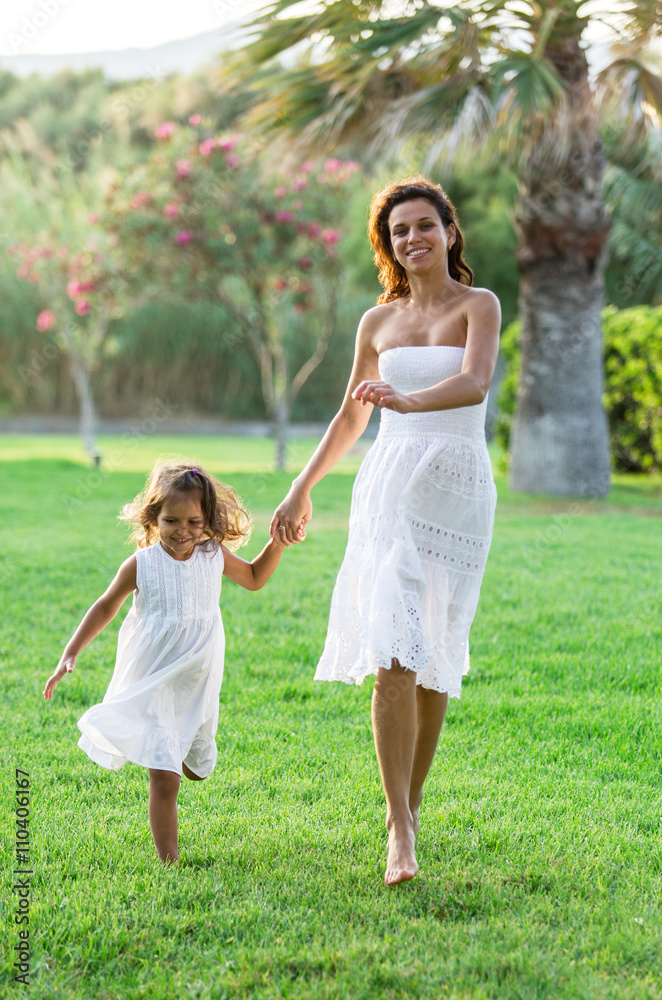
[374,661,415,703]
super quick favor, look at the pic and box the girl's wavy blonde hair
[120,460,251,551]
[368,176,473,303]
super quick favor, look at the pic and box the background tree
[103,118,362,468]
[227,0,662,496]
[1,156,134,461]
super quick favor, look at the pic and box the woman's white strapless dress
[315,346,496,698]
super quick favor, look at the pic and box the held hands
[43,654,76,700]
[270,488,311,546]
[352,380,416,413]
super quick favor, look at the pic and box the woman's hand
[352,380,416,414]
[270,488,312,546]
[43,654,76,700]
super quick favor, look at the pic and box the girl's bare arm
[221,536,292,592]
[43,556,138,700]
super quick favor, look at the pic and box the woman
[271,177,500,885]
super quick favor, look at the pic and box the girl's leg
[409,687,448,836]
[148,768,181,863]
[182,762,204,781]
[371,660,418,885]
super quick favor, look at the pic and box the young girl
[44,460,300,863]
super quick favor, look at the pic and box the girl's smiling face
[156,492,206,561]
[388,198,455,275]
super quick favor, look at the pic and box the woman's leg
[148,768,181,863]
[409,687,448,836]
[371,660,418,885]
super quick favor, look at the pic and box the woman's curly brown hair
[120,460,251,551]
[368,176,473,304]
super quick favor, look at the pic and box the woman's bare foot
[384,815,418,886]
[411,806,420,840]
[408,790,423,839]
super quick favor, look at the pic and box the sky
[0,0,268,56]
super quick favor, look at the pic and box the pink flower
[291,177,308,191]
[176,159,192,178]
[175,230,194,245]
[75,299,91,316]
[301,161,313,173]
[78,280,95,292]
[57,247,68,258]
[274,211,295,223]
[87,213,99,224]
[274,185,288,198]
[155,121,176,139]
[36,309,55,332]
[16,262,30,279]
[67,280,82,298]
[297,256,313,271]
[199,138,217,157]
[307,222,321,238]
[130,191,152,209]
[325,158,342,172]
[188,114,202,126]
[321,228,341,245]
[344,160,361,172]
[274,277,288,291]
[224,154,239,168]
[217,135,238,151]
[163,203,180,217]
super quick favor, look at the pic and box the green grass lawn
[1,436,661,1000]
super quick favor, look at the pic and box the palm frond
[492,52,566,118]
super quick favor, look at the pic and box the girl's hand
[43,655,76,700]
[352,380,416,413]
[270,489,311,546]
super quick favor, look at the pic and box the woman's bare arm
[353,290,501,413]
[270,309,382,544]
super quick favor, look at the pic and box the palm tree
[226,0,662,496]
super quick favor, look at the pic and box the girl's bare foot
[384,814,418,886]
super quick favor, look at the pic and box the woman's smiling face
[388,198,455,275]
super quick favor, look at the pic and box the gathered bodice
[377,346,488,442]
[133,541,223,623]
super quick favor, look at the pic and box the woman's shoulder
[464,285,500,308]
[356,301,405,343]
[359,300,404,325]
[463,286,501,325]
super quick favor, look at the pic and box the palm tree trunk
[509,32,611,497]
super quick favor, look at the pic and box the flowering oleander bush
[6,231,137,457]
[103,118,362,466]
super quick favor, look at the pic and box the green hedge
[496,305,662,473]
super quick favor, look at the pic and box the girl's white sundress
[77,540,225,777]
[315,346,496,698]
